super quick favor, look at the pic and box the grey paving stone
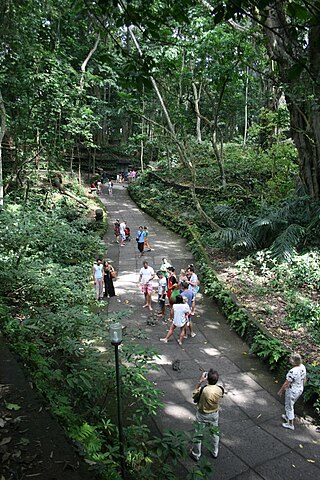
[233,470,264,480]
[229,388,283,423]
[255,450,319,479]
[222,425,290,467]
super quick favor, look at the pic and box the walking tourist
[144,226,152,251]
[114,219,120,243]
[136,225,146,256]
[187,265,199,315]
[181,282,196,338]
[138,261,155,311]
[92,258,104,301]
[190,369,224,461]
[160,257,171,278]
[278,353,307,430]
[167,267,180,320]
[103,260,115,298]
[156,271,167,318]
[119,220,126,247]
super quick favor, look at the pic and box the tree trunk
[0,90,6,208]
[243,66,249,147]
[264,3,320,198]
[192,82,202,143]
[128,25,221,231]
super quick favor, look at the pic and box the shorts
[158,294,166,307]
[138,242,144,252]
[141,283,153,295]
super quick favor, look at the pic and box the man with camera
[190,369,224,461]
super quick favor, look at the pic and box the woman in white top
[187,265,199,315]
[160,295,190,346]
[278,353,307,430]
[92,258,104,300]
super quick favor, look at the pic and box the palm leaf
[270,224,305,262]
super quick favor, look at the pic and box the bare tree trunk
[243,66,249,147]
[192,82,202,143]
[128,25,221,231]
[264,3,320,198]
[0,90,6,207]
[80,34,100,92]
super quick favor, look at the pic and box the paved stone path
[100,183,320,479]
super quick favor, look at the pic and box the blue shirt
[181,289,193,308]
[136,230,146,243]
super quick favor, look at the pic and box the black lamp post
[110,322,125,478]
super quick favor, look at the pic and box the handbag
[111,270,117,279]
[193,385,206,404]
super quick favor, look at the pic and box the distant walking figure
[113,219,120,243]
[119,221,126,247]
[92,258,104,300]
[144,226,152,251]
[136,225,146,256]
[278,353,306,430]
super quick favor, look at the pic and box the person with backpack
[136,226,146,256]
[190,369,224,461]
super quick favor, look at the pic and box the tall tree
[208,0,320,198]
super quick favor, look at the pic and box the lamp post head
[110,322,122,345]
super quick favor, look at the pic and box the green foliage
[304,365,320,415]
[250,332,288,370]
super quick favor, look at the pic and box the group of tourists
[92,258,116,300]
[137,258,199,346]
[94,190,307,465]
[113,219,131,246]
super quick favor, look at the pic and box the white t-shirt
[120,222,126,234]
[189,273,198,294]
[286,364,306,393]
[158,277,167,295]
[173,303,190,328]
[139,266,155,284]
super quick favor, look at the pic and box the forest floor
[212,249,320,364]
[0,334,96,480]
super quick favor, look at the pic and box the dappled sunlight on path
[100,183,320,479]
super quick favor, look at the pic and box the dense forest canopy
[0,0,319,204]
[1,2,320,478]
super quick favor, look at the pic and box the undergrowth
[0,185,204,479]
